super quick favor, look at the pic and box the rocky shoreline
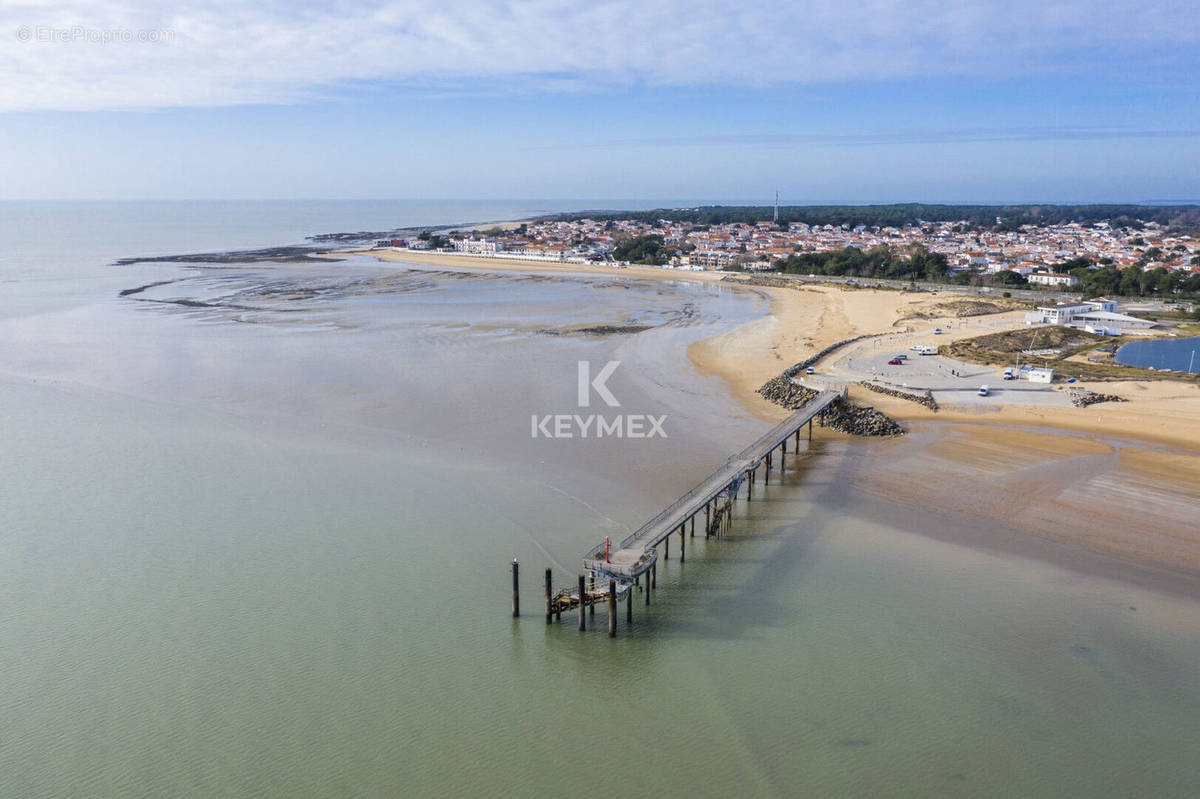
[756,375,906,437]
[858,381,939,411]
[816,402,906,437]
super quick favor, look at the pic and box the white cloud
[0,0,1196,112]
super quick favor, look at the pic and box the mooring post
[512,559,520,618]
[545,567,553,624]
[680,527,685,563]
[608,579,617,637]
[578,574,586,632]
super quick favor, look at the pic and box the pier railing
[582,390,841,577]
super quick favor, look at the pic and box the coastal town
[377,214,1200,288]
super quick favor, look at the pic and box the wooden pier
[523,389,843,634]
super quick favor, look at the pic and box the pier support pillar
[627,583,633,624]
[704,504,710,538]
[652,563,657,591]
[690,515,695,538]
[578,574,586,632]
[665,536,669,559]
[645,570,651,605]
[545,567,553,624]
[589,575,595,618]
[512,559,520,618]
[809,418,813,441]
[608,579,617,638]
[680,528,685,563]
[795,429,800,447]
[782,438,787,455]
[766,453,772,481]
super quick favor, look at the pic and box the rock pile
[780,334,874,380]
[1068,389,1127,408]
[756,377,819,409]
[817,401,905,437]
[858,381,938,411]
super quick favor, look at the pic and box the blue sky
[1,0,1197,202]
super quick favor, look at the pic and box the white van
[978,385,990,397]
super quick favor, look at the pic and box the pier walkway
[581,389,842,583]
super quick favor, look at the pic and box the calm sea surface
[1,201,1198,796]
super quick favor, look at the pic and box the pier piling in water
[512,559,519,618]
[578,574,586,631]
[608,579,617,637]
[545,567,552,624]
[627,584,633,623]
[680,527,685,563]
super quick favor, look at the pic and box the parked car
[933,327,943,335]
[888,358,903,365]
[805,366,815,375]
[894,354,908,360]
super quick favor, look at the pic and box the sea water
[1,202,1198,797]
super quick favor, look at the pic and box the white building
[1028,302,1092,324]
[1027,272,1079,287]
[453,237,503,255]
[1026,367,1054,383]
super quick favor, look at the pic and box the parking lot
[820,322,1075,408]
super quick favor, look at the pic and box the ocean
[1,201,1198,796]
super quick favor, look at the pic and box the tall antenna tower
[773,190,779,223]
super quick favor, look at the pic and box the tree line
[557,203,1200,232]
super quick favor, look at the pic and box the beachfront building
[685,249,740,270]
[453,237,503,255]
[1026,299,1155,333]
[1027,272,1080,287]
[1028,302,1093,325]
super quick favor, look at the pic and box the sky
[1,0,1198,203]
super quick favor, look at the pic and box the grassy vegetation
[944,327,1200,382]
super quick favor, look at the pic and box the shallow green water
[3,379,1198,797]
[2,203,1198,796]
